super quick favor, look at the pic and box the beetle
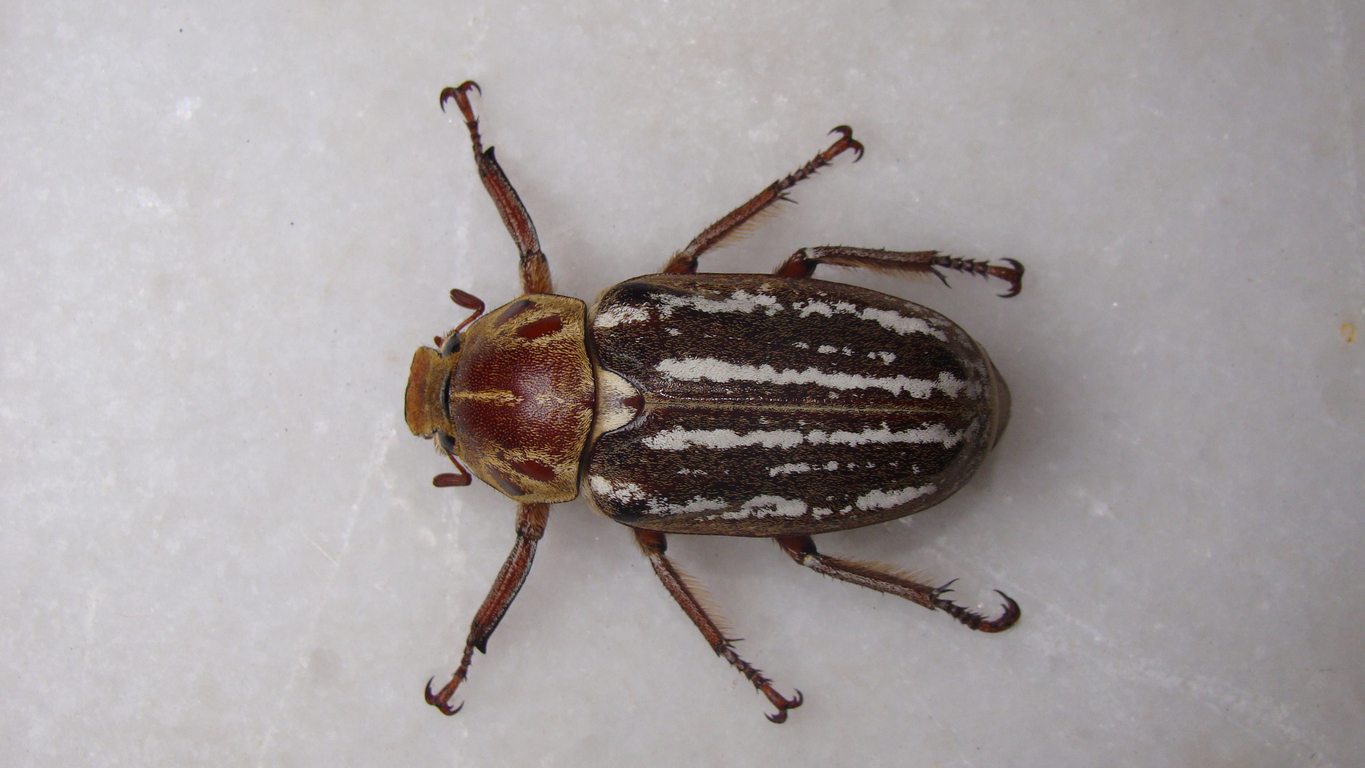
[406,82,1024,723]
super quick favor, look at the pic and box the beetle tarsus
[774,247,1024,299]
[424,675,466,716]
[720,642,802,724]
[827,125,865,162]
[426,638,479,715]
[440,81,487,160]
[991,257,1025,298]
[932,586,1021,633]
[439,80,481,115]
[926,254,1025,297]
[927,265,952,288]
[764,689,804,724]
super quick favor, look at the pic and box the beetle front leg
[774,535,1021,633]
[426,503,551,715]
[440,82,553,294]
[662,126,864,275]
[633,529,803,723]
[775,247,1025,298]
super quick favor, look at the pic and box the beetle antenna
[433,454,473,487]
[449,289,485,333]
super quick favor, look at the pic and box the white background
[3,2,1362,766]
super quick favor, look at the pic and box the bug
[406,82,1024,723]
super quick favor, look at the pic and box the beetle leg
[425,503,550,716]
[776,247,1025,298]
[774,535,1021,633]
[440,82,553,294]
[662,126,864,275]
[633,529,803,723]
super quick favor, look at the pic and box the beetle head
[405,293,596,504]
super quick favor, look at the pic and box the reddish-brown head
[405,294,595,503]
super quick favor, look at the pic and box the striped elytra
[584,274,1010,535]
[408,81,1024,724]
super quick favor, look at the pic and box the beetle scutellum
[406,82,1025,723]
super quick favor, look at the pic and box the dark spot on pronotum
[495,299,534,325]
[509,458,556,483]
[487,466,525,497]
[516,315,563,340]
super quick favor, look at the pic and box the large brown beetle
[406,82,1024,723]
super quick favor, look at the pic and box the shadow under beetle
[405,82,1024,723]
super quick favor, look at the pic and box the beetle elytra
[406,82,1024,723]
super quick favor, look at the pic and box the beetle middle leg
[440,82,553,294]
[662,126,864,275]
[776,247,1025,298]
[425,502,550,715]
[633,529,804,723]
[774,535,1021,633]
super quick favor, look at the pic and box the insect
[406,82,1024,723]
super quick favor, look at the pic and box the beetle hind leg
[776,247,1024,298]
[774,535,1021,633]
[633,529,803,723]
[662,126,864,275]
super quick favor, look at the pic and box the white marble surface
[3,2,1363,766]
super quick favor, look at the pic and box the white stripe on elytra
[646,495,728,516]
[655,357,966,399]
[645,427,805,450]
[590,476,728,516]
[767,460,842,477]
[795,300,948,341]
[593,304,651,328]
[855,484,937,511]
[642,423,962,451]
[715,484,938,520]
[715,495,838,520]
[655,289,783,318]
[590,475,648,502]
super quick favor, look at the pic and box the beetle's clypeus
[405,82,1025,723]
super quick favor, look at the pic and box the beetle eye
[440,333,461,356]
[436,431,456,454]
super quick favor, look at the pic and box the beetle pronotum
[406,82,1023,723]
